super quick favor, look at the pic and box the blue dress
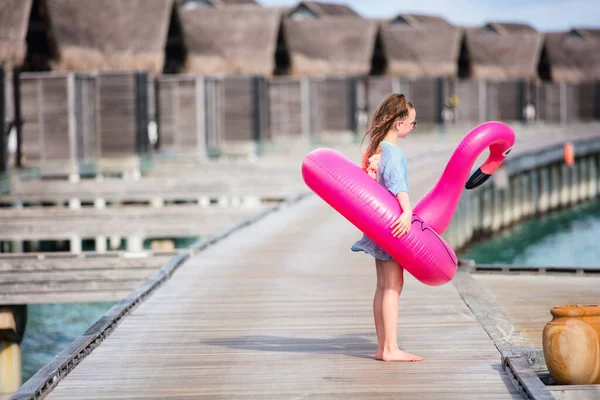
[351,141,410,261]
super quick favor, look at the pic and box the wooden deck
[0,205,266,240]
[35,132,525,399]
[471,272,600,348]
[12,125,600,399]
[0,252,175,304]
[41,194,522,400]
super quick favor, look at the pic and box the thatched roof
[287,1,360,19]
[463,22,543,80]
[178,0,259,8]
[542,28,600,82]
[573,28,600,39]
[379,14,461,77]
[179,7,282,75]
[282,17,376,76]
[46,0,173,74]
[0,0,33,70]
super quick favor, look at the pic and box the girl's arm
[391,192,412,238]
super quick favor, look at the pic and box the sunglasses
[401,120,417,128]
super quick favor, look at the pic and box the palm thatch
[283,17,377,76]
[179,7,282,75]
[463,22,543,81]
[379,14,461,77]
[542,28,600,82]
[287,1,360,19]
[0,0,33,70]
[46,0,173,74]
[574,28,600,39]
[178,0,259,8]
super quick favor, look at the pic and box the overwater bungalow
[375,14,461,78]
[460,22,543,81]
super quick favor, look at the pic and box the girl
[351,93,422,362]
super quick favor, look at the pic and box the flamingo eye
[502,147,513,157]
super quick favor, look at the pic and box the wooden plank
[268,78,303,137]
[0,291,133,304]
[503,355,555,400]
[0,268,157,283]
[551,385,600,400]
[1,171,306,203]
[97,73,137,156]
[471,273,600,348]
[0,255,173,271]
[0,205,266,239]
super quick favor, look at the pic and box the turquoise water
[461,199,600,267]
[20,302,116,382]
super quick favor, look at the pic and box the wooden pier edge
[502,353,555,400]
[9,192,311,400]
[453,263,557,400]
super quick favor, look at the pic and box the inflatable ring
[302,121,515,286]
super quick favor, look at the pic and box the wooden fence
[4,72,600,170]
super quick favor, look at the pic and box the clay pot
[543,304,600,385]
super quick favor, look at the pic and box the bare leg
[374,259,385,360]
[380,260,423,362]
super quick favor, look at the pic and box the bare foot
[375,349,383,360]
[381,349,423,362]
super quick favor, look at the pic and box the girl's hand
[391,211,412,238]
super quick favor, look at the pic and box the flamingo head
[465,144,513,189]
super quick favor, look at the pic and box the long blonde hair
[360,93,413,171]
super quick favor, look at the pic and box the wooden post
[511,175,522,223]
[195,77,207,160]
[0,305,27,394]
[559,81,568,125]
[471,189,482,237]
[560,163,570,207]
[135,72,150,156]
[478,81,487,123]
[549,164,560,210]
[127,235,144,252]
[589,156,598,199]
[463,193,474,245]
[300,77,310,137]
[579,158,589,201]
[521,173,532,218]
[491,186,503,232]
[0,65,6,175]
[530,170,540,217]
[569,160,579,205]
[347,77,358,133]
[12,68,23,168]
[153,77,161,150]
[67,73,78,179]
[481,187,493,233]
[502,184,512,228]
[70,234,82,254]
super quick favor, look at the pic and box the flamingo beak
[465,147,512,190]
[465,168,491,189]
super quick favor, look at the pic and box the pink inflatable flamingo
[414,121,515,235]
[301,121,515,286]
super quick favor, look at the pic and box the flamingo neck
[413,132,495,234]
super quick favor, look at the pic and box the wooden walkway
[14,124,600,399]
[42,194,522,399]
[36,132,525,399]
